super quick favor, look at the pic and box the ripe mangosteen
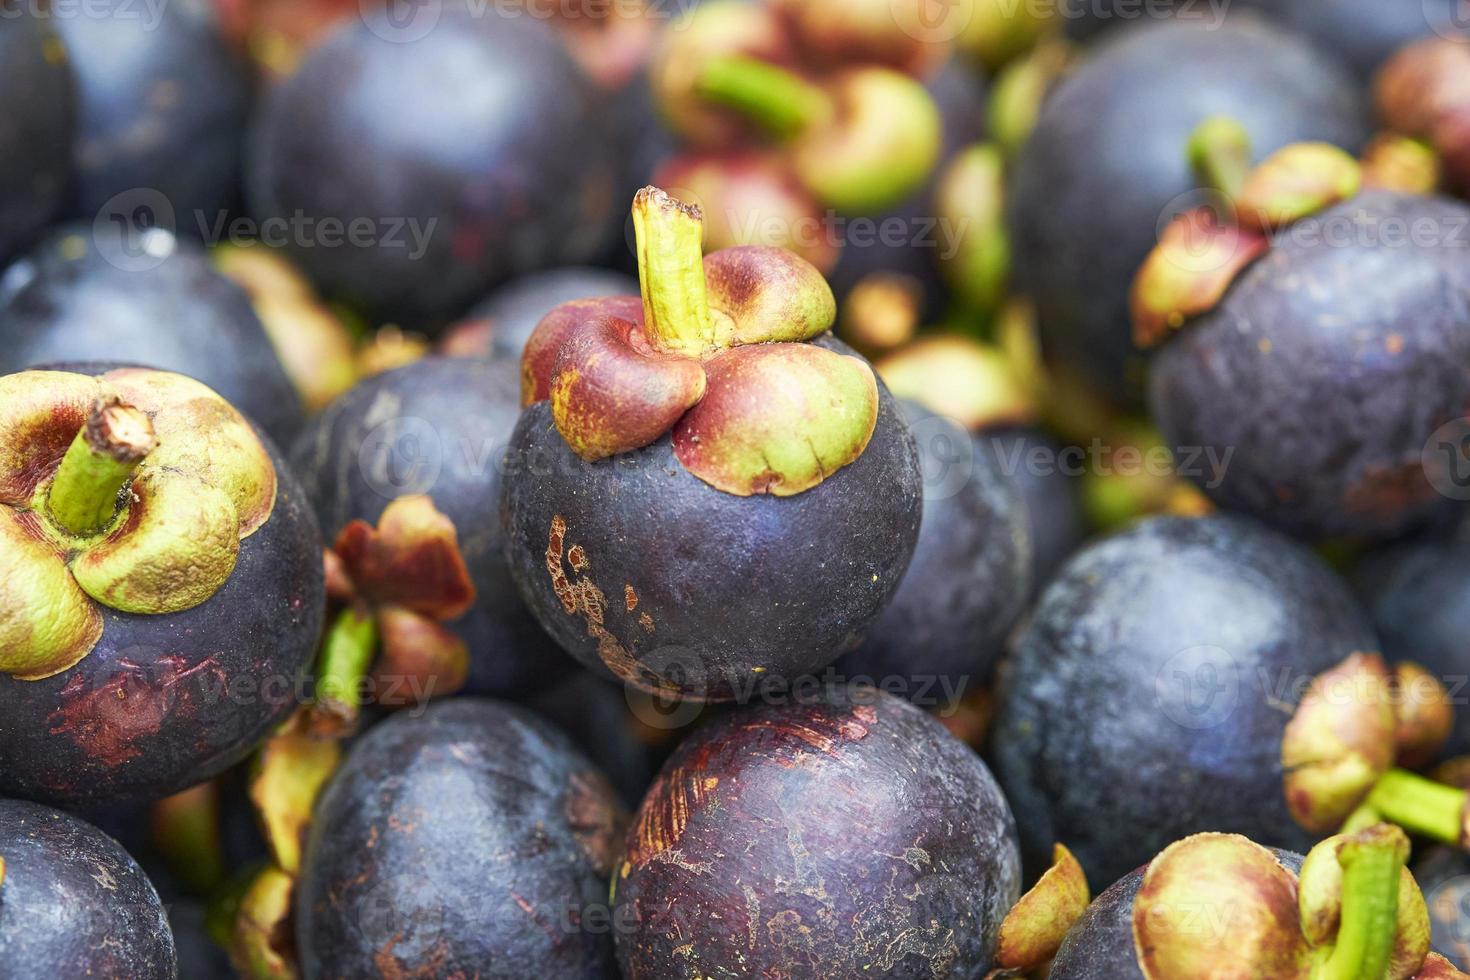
[834,402,1031,706]
[1008,18,1369,402]
[0,8,74,267]
[0,365,324,808]
[992,514,1392,887]
[0,224,305,447]
[503,188,922,700]
[247,3,616,331]
[1148,189,1470,540]
[612,686,1021,976]
[0,799,176,976]
[291,354,573,698]
[987,427,1088,594]
[49,0,251,228]
[295,698,628,978]
[439,266,639,360]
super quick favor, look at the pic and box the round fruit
[1008,18,1368,401]
[0,7,74,266]
[986,427,1087,593]
[0,365,324,808]
[248,4,615,330]
[51,0,251,227]
[296,698,627,978]
[991,514,1380,887]
[0,224,305,447]
[613,687,1021,977]
[439,266,639,360]
[0,798,176,977]
[291,355,571,697]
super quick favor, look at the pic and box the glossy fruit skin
[1008,18,1368,402]
[0,10,74,267]
[455,266,639,360]
[985,427,1088,596]
[0,799,177,977]
[836,404,1030,700]
[291,355,574,697]
[296,698,626,979]
[1047,847,1303,978]
[0,395,324,809]
[1151,191,1470,541]
[502,337,922,701]
[613,687,1021,978]
[990,515,1378,888]
[51,0,251,227]
[1354,536,1470,759]
[0,225,304,447]
[248,4,615,331]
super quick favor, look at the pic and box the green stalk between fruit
[694,55,831,140]
[46,398,155,537]
[1364,768,1468,846]
[632,186,719,357]
[1188,115,1253,201]
[1309,826,1407,980]
[314,606,380,729]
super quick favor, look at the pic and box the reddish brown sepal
[1131,207,1269,348]
[1392,661,1454,770]
[1416,952,1470,979]
[323,547,355,604]
[521,296,645,406]
[549,314,708,461]
[1376,38,1470,194]
[371,605,470,706]
[331,495,476,622]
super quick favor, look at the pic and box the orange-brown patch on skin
[332,495,476,623]
[550,313,708,461]
[995,844,1090,972]
[625,764,724,867]
[639,613,655,633]
[1391,662,1454,770]
[521,296,646,406]
[565,769,628,876]
[624,585,639,611]
[372,606,470,706]
[1131,207,1270,348]
[1281,652,1397,833]
[0,370,102,505]
[1132,833,1308,979]
[703,245,837,345]
[568,545,589,572]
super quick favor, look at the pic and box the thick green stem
[46,397,155,536]
[1310,825,1409,980]
[632,186,718,357]
[313,606,379,732]
[1188,116,1253,201]
[1364,768,1467,846]
[694,55,831,140]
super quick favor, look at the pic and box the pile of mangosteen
[4,1,1470,978]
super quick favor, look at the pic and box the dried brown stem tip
[47,396,157,537]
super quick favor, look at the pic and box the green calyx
[694,55,831,140]
[46,397,155,537]
[634,186,719,357]
[1188,116,1254,200]
[151,784,226,897]
[311,606,381,736]
[1362,768,1469,848]
[934,142,1011,315]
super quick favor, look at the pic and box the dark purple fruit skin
[983,426,1088,596]
[1151,191,1470,541]
[0,799,176,977]
[613,687,1021,978]
[0,409,325,809]
[290,355,574,697]
[1353,537,1470,759]
[296,698,626,980]
[50,0,251,227]
[0,9,74,267]
[990,515,1378,888]
[469,267,638,360]
[836,404,1031,699]
[1414,847,1470,970]
[1047,848,1303,979]
[525,672,656,807]
[0,224,304,447]
[247,4,615,332]
[502,337,923,700]
[1008,18,1368,403]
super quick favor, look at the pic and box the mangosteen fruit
[0,7,74,267]
[295,698,628,979]
[0,365,324,808]
[0,224,305,447]
[1008,18,1369,402]
[612,686,1021,977]
[503,188,922,700]
[834,402,1031,706]
[291,354,572,698]
[439,266,640,361]
[0,799,176,977]
[990,513,1436,888]
[1145,184,1470,540]
[987,427,1088,594]
[49,0,251,229]
[247,2,616,330]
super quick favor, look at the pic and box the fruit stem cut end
[312,605,380,736]
[1308,824,1409,980]
[46,397,155,537]
[633,186,719,357]
[1188,115,1253,201]
[694,55,831,140]
[1364,768,1468,848]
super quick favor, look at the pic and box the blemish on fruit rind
[624,584,638,611]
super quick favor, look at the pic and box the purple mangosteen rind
[0,8,73,267]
